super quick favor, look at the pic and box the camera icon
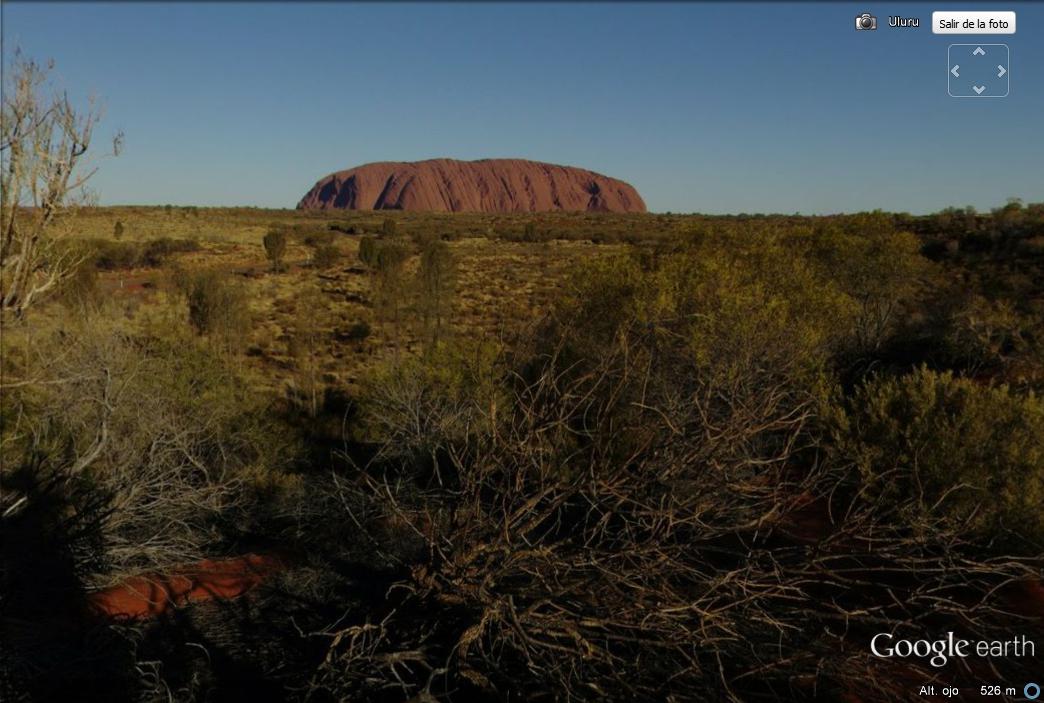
[855,12,877,30]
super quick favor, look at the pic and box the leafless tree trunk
[1,52,120,317]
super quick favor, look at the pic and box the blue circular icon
[1026,682,1041,701]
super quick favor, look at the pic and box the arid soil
[87,554,286,619]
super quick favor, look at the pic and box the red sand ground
[87,553,285,620]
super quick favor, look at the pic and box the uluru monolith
[297,158,646,213]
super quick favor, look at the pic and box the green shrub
[370,239,412,348]
[559,245,849,387]
[807,226,926,355]
[357,237,411,274]
[835,366,1044,549]
[338,320,371,343]
[183,270,252,353]
[381,217,397,237]
[358,236,378,267]
[540,247,847,477]
[91,239,141,269]
[416,237,456,349]
[84,237,199,270]
[141,237,199,266]
[301,229,336,248]
[263,228,288,272]
[312,243,341,269]
[502,222,549,243]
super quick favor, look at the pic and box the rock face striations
[297,158,646,213]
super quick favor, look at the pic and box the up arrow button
[973,46,986,56]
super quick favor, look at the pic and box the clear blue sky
[4,1,1042,214]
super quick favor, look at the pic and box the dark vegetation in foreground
[2,207,1044,702]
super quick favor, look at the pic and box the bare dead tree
[1,52,121,317]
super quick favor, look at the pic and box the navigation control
[948,44,1009,98]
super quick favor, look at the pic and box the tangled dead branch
[311,318,1042,702]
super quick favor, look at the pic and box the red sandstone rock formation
[297,158,646,213]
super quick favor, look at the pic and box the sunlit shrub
[311,243,341,269]
[82,237,199,270]
[806,226,927,355]
[263,228,288,272]
[142,236,199,266]
[300,229,336,248]
[181,269,252,354]
[90,238,141,269]
[835,366,1044,549]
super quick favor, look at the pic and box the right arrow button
[997,65,1007,78]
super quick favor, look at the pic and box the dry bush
[939,293,1036,373]
[1,314,302,701]
[56,258,101,313]
[300,229,336,248]
[311,243,341,270]
[70,236,199,271]
[1,317,289,584]
[263,228,288,272]
[139,236,200,266]
[358,235,378,268]
[307,251,1041,702]
[355,340,501,464]
[287,284,327,418]
[178,269,252,355]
